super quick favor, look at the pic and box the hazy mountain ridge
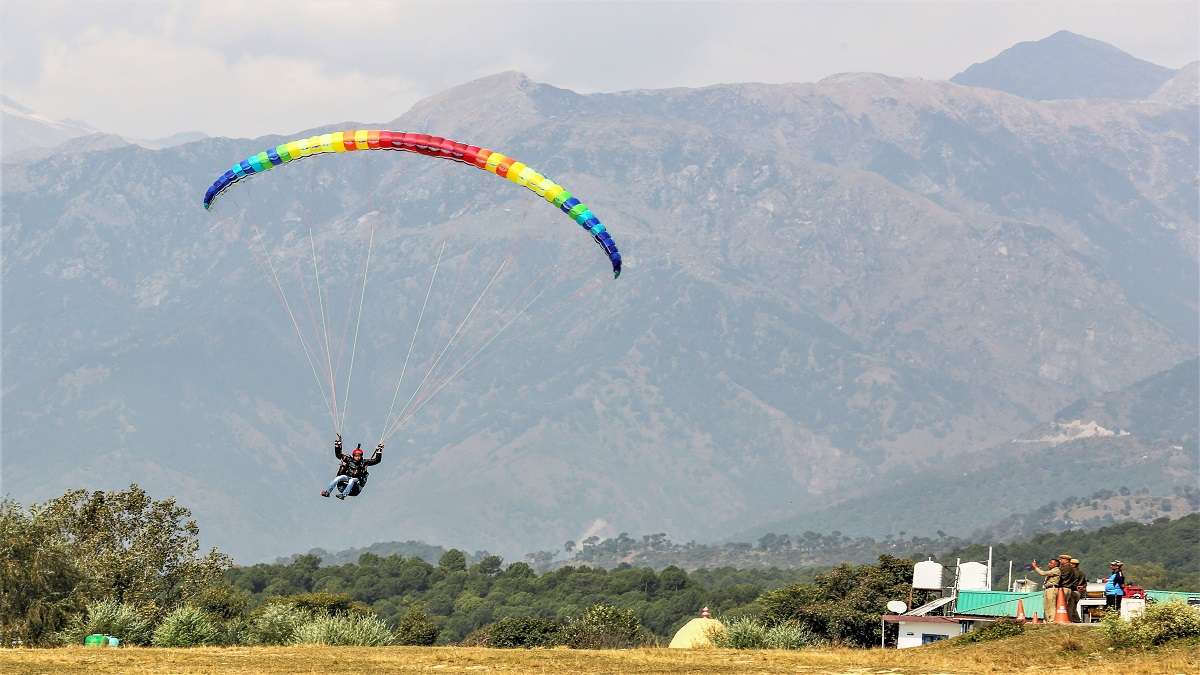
[739,357,1199,541]
[1,95,209,160]
[951,30,1178,100]
[2,49,1196,561]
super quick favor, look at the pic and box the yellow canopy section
[668,617,725,649]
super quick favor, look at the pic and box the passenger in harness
[321,434,382,499]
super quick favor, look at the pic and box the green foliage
[955,617,1024,644]
[37,484,231,613]
[764,620,827,649]
[472,555,504,576]
[266,592,370,617]
[152,606,221,647]
[710,617,827,649]
[560,603,643,649]
[1101,601,1200,648]
[393,606,439,646]
[57,599,154,646]
[484,616,564,648]
[758,555,918,647]
[228,553,810,643]
[246,604,311,645]
[439,549,467,573]
[710,616,767,649]
[190,583,250,621]
[293,613,394,646]
[951,514,1200,590]
[0,500,88,646]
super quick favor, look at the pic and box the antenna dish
[886,600,908,614]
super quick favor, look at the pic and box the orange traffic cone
[1015,599,1026,623]
[1053,588,1070,624]
[1031,612,1040,624]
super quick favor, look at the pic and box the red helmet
[352,445,363,457]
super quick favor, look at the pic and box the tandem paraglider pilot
[321,434,382,500]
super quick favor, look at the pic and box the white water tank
[913,560,944,591]
[957,562,989,591]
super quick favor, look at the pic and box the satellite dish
[886,600,908,614]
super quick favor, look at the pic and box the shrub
[54,600,154,646]
[394,607,439,646]
[459,623,493,647]
[560,603,643,649]
[152,606,221,647]
[247,604,311,646]
[956,617,1025,644]
[764,620,827,649]
[486,616,563,648]
[294,613,394,646]
[1102,600,1200,648]
[710,617,767,649]
[190,583,250,622]
[267,592,370,617]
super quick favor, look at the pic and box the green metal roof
[954,590,1044,618]
[955,589,1200,618]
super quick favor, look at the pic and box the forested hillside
[950,514,1200,591]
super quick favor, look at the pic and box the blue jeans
[327,475,361,496]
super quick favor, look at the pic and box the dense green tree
[759,555,918,647]
[0,500,88,645]
[439,549,467,573]
[37,485,229,614]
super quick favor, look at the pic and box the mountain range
[2,33,1196,562]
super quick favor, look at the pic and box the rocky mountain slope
[739,358,1198,540]
[3,39,1196,562]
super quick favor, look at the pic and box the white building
[883,615,992,648]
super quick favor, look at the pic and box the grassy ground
[1,626,1195,674]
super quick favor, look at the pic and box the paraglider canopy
[203,130,622,278]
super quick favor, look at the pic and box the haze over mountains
[3,32,1196,562]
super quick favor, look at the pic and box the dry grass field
[1,626,1195,674]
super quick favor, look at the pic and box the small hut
[668,607,725,648]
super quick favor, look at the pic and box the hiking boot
[336,493,346,500]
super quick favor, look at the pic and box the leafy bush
[54,600,154,646]
[247,604,312,646]
[1102,601,1200,648]
[709,616,767,649]
[294,613,394,646]
[560,603,643,649]
[267,592,370,617]
[764,620,827,649]
[486,616,563,648]
[152,606,221,647]
[190,583,250,621]
[394,607,439,646]
[955,617,1025,644]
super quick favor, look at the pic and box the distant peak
[951,30,1173,100]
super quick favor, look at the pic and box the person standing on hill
[1061,555,1083,622]
[1105,560,1126,613]
[1031,557,1060,621]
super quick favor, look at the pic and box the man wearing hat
[1031,557,1061,621]
[1046,554,1080,621]
[1066,558,1085,621]
[1104,561,1126,612]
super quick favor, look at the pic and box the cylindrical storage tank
[912,560,945,591]
[957,561,989,591]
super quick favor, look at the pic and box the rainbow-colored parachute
[203,130,621,277]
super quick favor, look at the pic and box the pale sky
[2,0,1197,139]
